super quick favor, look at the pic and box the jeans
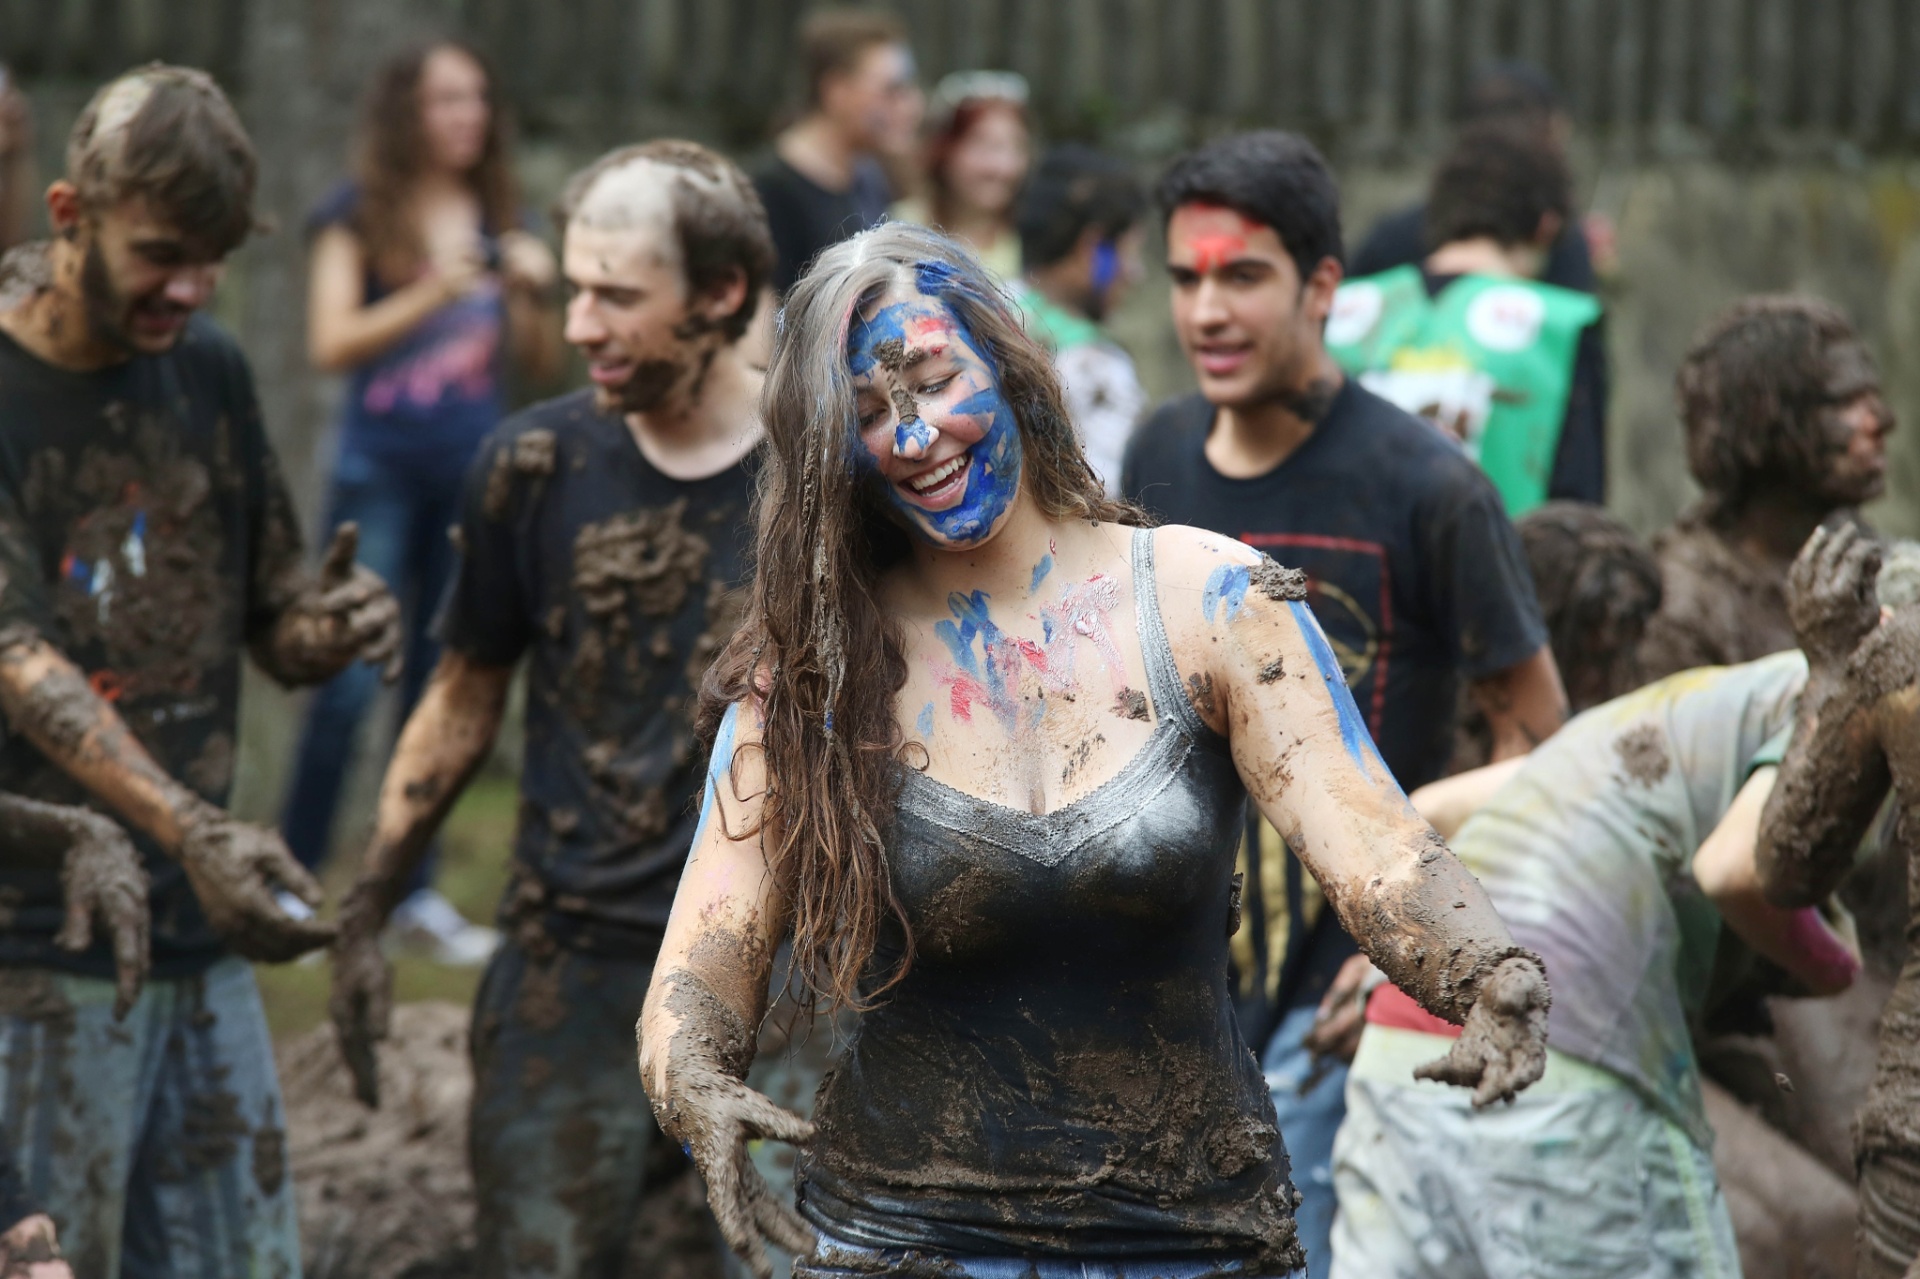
[280,441,468,881]
[0,957,301,1278]
[798,1232,1292,1279]
[1262,1001,1347,1279]
[468,934,669,1278]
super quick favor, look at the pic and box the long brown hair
[700,222,1139,1011]
[352,40,518,286]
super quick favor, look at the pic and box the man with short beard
[0,66,403,1275]
[329,140,772,1277]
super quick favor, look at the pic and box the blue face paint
[1030,554,1054,593]
[1202,564,1250,624]
[916,701,935,738]
[896,416,936,456]
[1288,600,1385,774]
[689,701,744,854]
[845,294,1024,548]
[914,259,961,297]
[1091,239,1120,295]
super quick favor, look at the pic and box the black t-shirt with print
[440,389,757,955]
[1121,379,1547,1032]
[0,316,307,979]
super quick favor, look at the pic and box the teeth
[908,456,967,494]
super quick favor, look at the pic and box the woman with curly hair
[637,223,1551,1279]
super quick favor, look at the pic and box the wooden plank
[1697,0,1742,132]
[1064,0,1105,124]
[1801,0,1843,131]
[1752,0,1790,130]
[1904,0,1920,138]
[1653,0,1692,128]
[1412,0,1453,133]
[1219,0,1263,118]
[1459,0,1498,83]
[1516,0,1551,73]
[1849,0,1893,142]
[1267,0,1307,127]
[1365,0,1407,135]
[1310,0,1350,128]
[1607,0,1647,134]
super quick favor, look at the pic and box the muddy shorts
[795,1231,1293,1279]
[1330,1026,1738,1279]
[0,956,300,1279]
[468,934,672,1278]
[1857,1150,1920,1279]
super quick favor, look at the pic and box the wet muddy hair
[352,40,519,287]
[1155,130,1343,283]
[700,222,1140,1011]
[1676,295,1868,523]
[1516,502,1661,711]
[554,140,774,342]
[66,64,257,257]
[1424,120,1571,251]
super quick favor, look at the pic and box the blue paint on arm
[1030,554,1053,592]
[1288,599,1387,775]
[689,701,744,854]
[1202,564,1251,624]
[916,701,935,738]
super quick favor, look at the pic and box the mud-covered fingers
[318,523,360,586]
[1410,1040,1483,1090]
[744,1159,817,1255]
[108,902,148,1020]
[701,1142,775,1279]
[264,838,325,908]
[734,1089,817,1147]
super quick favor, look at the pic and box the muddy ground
[279,1000,722,1279]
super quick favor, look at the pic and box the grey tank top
[797,528,1302,1269]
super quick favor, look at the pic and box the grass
[254,772,521,1042]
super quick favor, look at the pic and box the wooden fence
[4,0,1919,154]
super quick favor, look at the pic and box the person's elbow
[307,328,358,374]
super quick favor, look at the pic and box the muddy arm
[1169,533,1548,1106]
[330,650,511,1106]
[1757,526,1896,908]
[0,636,332,961]
[1469,645,1569,760]
[0,793,149,1016]
[639,701,813,1278]
[1696,767,1860,995]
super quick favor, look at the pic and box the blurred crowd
[0,10,1908,1279]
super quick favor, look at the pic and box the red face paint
[1170,203,1268,274]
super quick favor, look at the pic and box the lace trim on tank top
[899,528,1225,869]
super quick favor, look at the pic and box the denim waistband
[796,1232,1294,1279]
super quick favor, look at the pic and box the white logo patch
[1465,285,1546,352]
[1326,281,1384,347]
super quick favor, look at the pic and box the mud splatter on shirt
[0,316,305,979]
[440,390,756,951]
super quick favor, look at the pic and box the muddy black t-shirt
[0,317,306,979]
[440,390,756,954]
[1122,381,1546,1031]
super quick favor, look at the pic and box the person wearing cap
[892,70,1032,279]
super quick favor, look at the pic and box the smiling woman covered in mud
[637,222,1551,1279]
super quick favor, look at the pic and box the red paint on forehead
[1169,202,1271,273]
[907,314,952,340]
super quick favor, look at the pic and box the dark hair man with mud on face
[1640,295,1896,681]
[329,139,773,1277]
[0,66,406,1275]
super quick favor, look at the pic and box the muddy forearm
[0,640,212,852]
[1757,663,1895,908]
[1327,824,1540,1025]
[340,655,508,926]
[0,793,109,864]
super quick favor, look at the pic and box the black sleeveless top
[797,530,1302,1269]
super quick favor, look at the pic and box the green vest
[1325,265,1601,515]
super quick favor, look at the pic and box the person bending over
[1341,525,1888,1279]
[637,223,1550,1279]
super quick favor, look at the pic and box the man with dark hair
[1641,296,1895,679]
[1122,128,1567,1279]
[1011,144,1148,494]
[0,65,403,1274]
[1327,122,1606,509]
[330,140,773,1277]
[752,8,921,295]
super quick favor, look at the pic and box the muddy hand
[272,524,404,684]
[52,814,148,1019]
[178,814,336,962]
[0,1213,70,1279]
[329,895,392,1108]
[1413,955,1550,1107]
[669,1080,817,1279]
[1788,524,1883,667]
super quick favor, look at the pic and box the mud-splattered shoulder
[474,391,598,522]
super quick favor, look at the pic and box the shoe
[389,889,500,967]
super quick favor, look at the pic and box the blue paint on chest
[916,701,935,738]
[1290,599,1383,774]
[1030,554,1054,593]
[1202,564,1251,623]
